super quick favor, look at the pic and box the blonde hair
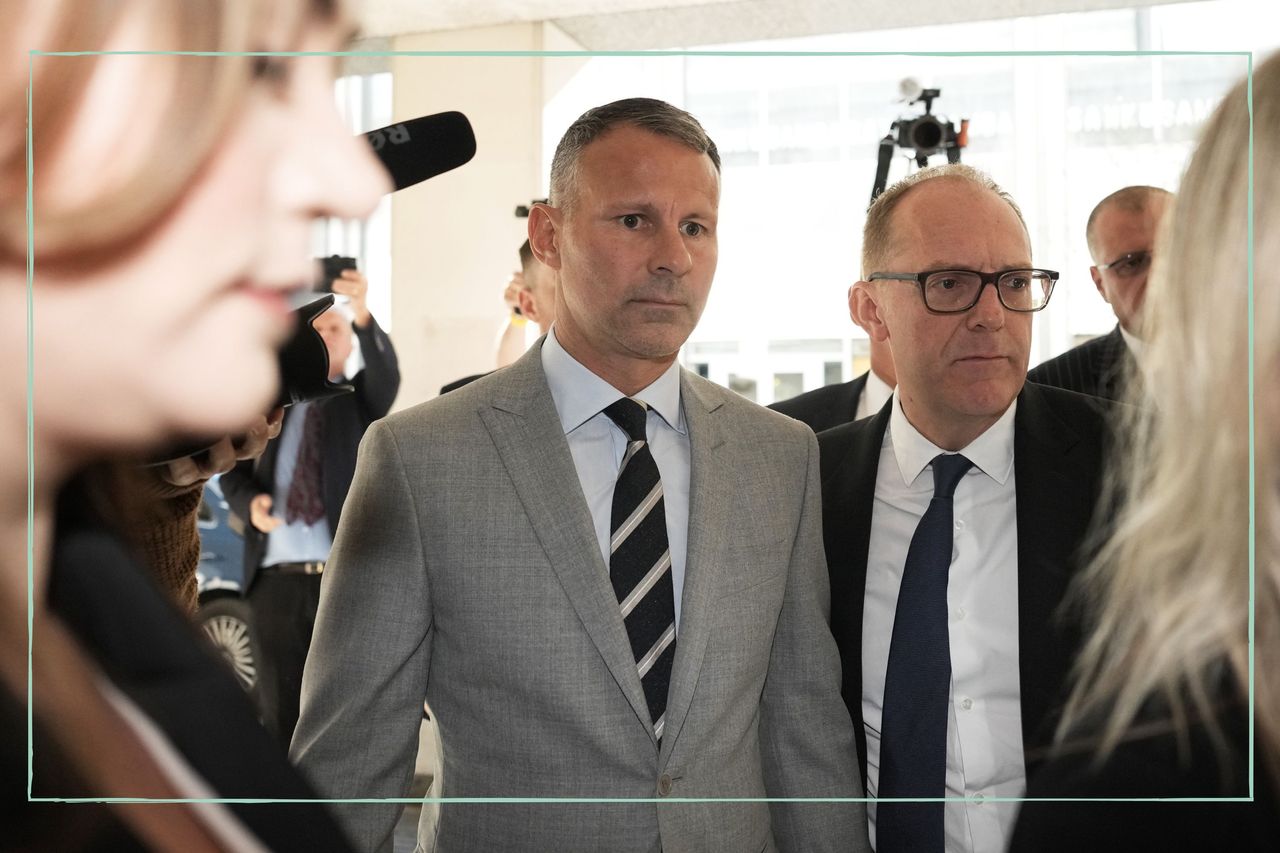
[1060,52,1280,785]
[0,0,340,264]
[860,162,1029,277]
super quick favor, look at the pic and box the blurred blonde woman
[0,1,387,849]
[1011,52,1280,850]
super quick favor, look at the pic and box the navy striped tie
[876,452,973,853]
[603,398,676,743]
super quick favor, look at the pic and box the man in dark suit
[221,269,399,745]
[769,333,895,432]
[1027,185,1170,399]
[820,163,1115,853]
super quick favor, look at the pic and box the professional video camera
[870,79,969,204]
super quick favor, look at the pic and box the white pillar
[387,23,586,410]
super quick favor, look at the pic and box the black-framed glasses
[1095,250,1152,279]
[868,268,1058,314]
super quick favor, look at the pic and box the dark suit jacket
[222,317,399,591]
[1011,693,1276,852]
[769,372,869,433]
[1027,325,1132,400]
[818,382,1115,786]
[32,482,354,851]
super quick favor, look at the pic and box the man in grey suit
[292,98,867,853]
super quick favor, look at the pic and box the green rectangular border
[25,48,1255,808]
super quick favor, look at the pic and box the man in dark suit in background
[221,268,400,746]
[820,163,1115,853]
[1027,185,1170,399]
[769,328,895,433]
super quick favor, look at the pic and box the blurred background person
[492,265,532,369]
[513,236,559,335]
[1028,185,1171,400]
[0,0,388,848]
[441,237,558,393]
[1011,51,1279,851]
[221,269,400,747]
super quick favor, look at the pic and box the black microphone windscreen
[365,112,476,192]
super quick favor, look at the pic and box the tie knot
[930,453,972,499]
[604,397,649,443]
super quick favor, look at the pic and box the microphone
[365,111,476,192]
[144,114,477,467]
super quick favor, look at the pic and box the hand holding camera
[329,268,372,328]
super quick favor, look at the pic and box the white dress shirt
[1118,323,1143,359]
[541,329,691,631]
[855,369,895,422]
[863,390,1025,853]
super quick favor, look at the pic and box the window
[540,1,1272,391]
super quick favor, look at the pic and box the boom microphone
[365,111,476,192]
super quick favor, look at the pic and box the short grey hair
[548,97,721,209]
[861,163,1029,278]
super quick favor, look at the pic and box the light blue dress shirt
[541,329,691,632]
[262,399,334,567]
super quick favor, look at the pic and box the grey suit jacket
[291,341,867,853]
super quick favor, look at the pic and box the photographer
[220,267,400,747]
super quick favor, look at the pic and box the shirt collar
[863,369,894,415]
[541,328,686,436]
[887,387,1016,488]
[1118,323,1142,357]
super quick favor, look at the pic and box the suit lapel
[847,371,870,423]
[1098,325,1128,400]
[476,345,654,736]
[1013,383,1087,763]
[819,398,892,786]
[657,372,728,766]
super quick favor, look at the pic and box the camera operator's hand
[159,407,285,489]
[249,493,285,534]
[331,268,372,328]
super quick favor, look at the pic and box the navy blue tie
[876,452,973,853]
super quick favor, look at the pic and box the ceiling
[353,0,1199,49]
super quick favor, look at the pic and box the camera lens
[910,116,943,151]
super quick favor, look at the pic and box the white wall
[387,24,586,411]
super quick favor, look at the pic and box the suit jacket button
[657,774,673,797]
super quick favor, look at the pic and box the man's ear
[528,203,562,271]
[1089,266,1108,302]
[850,281,890,342]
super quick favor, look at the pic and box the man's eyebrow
[603,200,717,221]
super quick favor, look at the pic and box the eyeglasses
[868,268,1058,314]
[1095,250,1152,279]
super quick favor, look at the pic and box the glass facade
[541,0,1271,403]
